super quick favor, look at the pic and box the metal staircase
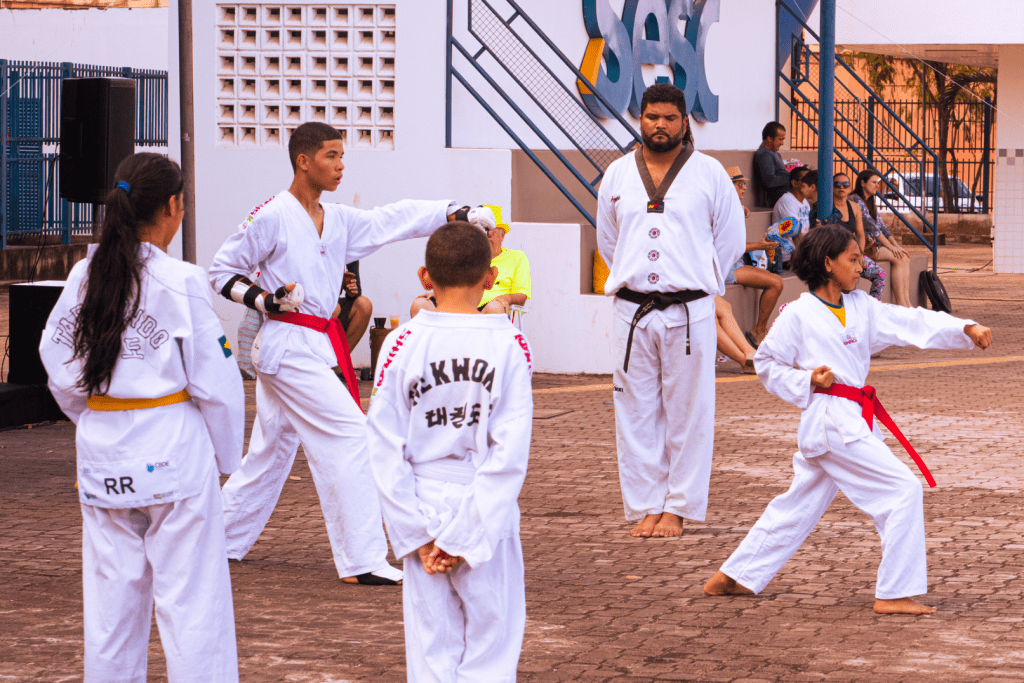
[445,0,640,227]
[777,0,941,271]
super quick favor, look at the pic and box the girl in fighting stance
[704,225,991,614]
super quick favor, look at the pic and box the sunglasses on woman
[834,181,850,188]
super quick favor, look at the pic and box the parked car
[881,173,985,213]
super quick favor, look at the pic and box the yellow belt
[87,389,192,411]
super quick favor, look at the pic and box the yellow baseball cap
[483,204,510,233]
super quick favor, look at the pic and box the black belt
[615,288,708,372]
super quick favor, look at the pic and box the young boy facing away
[367,222,534,682]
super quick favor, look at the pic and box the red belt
[268,311,362,412]
[815,383,936,487]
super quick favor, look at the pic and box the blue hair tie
[116,181,131,194]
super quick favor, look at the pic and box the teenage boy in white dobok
[210,121,468,585]
[704,224,992,615]
[368,221,534,682]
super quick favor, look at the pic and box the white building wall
[0,8,169,69]
[449,0,777,153]
[993,46,1024,274]
[808,0,1024,44]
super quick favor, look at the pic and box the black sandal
[352,571,401,586]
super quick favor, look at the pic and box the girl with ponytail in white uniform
[39,153,245,681]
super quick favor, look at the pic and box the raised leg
[714,296,755,372]
[345,295,373,350]
[733,266,784,341]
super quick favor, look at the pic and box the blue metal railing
[776,0,941,272]
[1,60,168,250]
[446,0,640,227]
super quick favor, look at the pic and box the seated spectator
[813,173,886,301]
[753,122,791,207]
[723,167,784,345]
[772,166,812,235]
[410,205,530,317]
[799,168,819,206]
[853,170,912,307]
[236,261,372,380]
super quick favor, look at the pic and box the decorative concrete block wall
[214,4,396,150]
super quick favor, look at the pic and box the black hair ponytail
[73,152,184,396]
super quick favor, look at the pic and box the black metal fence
[790,98,994,214]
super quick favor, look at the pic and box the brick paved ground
[3,247,1024,682]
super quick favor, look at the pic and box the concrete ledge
[0,244,89,282]
[889,212,991,245]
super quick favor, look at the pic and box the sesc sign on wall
[577,0,720,123]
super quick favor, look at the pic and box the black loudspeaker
[7,281,66,385]
[59,78,136,204]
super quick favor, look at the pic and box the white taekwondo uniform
[366,311,533,683]
[721,290,976,599]
[210,190,451,578]
[597,146,745,523]
[40,243,245,683]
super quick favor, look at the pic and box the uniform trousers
[221,412,300,560]
[221,347,389,577]
[612,312,716,522]
[81,466,237,683]
[720,425,927,600]
[403,535,525,683]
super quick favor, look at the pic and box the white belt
[412,458,476,485]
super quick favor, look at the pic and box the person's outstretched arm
[343,200,459,263]
[867,296,991,353]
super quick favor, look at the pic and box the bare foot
[651,512,683,537]
[873,597,935,615]
[630,514,661,538]
[703,571,754,596]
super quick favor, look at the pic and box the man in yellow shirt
[410,204,531,316]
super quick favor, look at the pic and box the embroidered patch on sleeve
[219,335,232,358]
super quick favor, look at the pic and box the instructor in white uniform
[210,122,466,584]
[597,83,745,538]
